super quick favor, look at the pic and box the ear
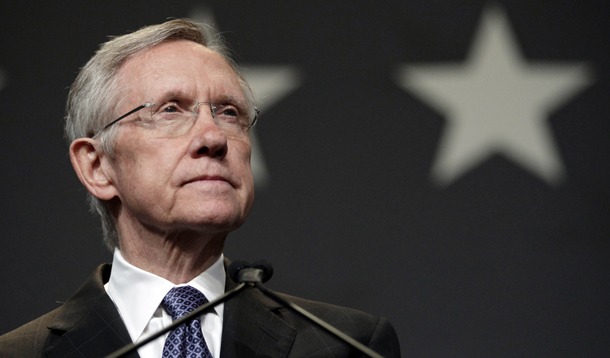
[69,138,118,201]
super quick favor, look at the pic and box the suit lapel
[221,259,296,358]
[44,264,139,358]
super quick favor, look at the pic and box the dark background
[1,1,609,357]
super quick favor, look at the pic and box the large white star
[190,6,302,187]
[395,5,592,186]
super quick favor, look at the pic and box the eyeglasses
[93,98,259,138]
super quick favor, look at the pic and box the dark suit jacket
[0,262,400,357]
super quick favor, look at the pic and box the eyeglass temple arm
[249,107,260,128]
[101,102,155,131]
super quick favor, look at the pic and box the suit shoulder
[0,307,62,358]
[273,292,401,357]
[276,292,378,325]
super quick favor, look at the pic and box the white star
[190,6,302,187]
[395,5,592,186]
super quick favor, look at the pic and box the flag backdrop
[1,1,608,356]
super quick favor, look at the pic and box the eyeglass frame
[92,100,259,138]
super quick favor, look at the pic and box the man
[0,19,400,358]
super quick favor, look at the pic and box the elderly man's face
[106,40,254,236]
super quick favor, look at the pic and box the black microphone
[228,260,273,283]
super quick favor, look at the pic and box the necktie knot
[162,286,209,320]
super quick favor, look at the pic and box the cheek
[228,139,254,196]
[234,140,253,175]
[113,138,182,197]
[237,135,253,160]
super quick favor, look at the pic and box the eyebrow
[213,94,248,108]
[153,90,190,104]
[153,90,247,107]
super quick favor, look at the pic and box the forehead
[117,39,243,103]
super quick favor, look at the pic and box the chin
[166,194,252,232]
[178,207,247,232]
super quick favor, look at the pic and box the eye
[214,104,243,125]
[155,100,192,117]
[152,100,191,124]
[158,101,184,114]
[220,106,238,117]
[162,105,179,113]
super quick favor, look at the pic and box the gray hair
[64,19,255,250]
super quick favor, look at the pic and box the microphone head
[228,260,251,283]
[251,260,274,283]
[228,260,274,283]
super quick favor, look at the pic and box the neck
[116,217,227,284]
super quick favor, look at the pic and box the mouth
[185,175,234,187]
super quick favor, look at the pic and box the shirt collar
[105,249,226,343]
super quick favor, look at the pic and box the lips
[184,174,234,187]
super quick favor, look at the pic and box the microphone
[228,260,273,283]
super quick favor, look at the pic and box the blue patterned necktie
[161,286,213,358]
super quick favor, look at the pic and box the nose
[189,103,228,158]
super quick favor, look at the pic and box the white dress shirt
[104,249,225,358]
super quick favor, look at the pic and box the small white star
[395,5,592,186]
[190,6,303,187]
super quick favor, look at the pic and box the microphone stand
[103,282,249,358]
